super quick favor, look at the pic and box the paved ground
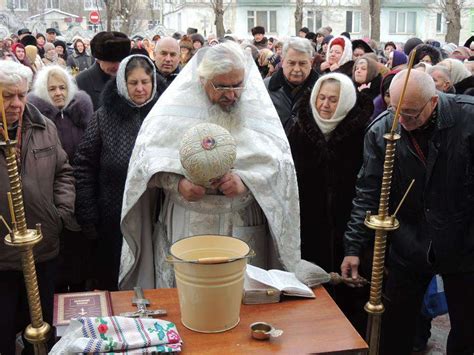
[414,314,449,355]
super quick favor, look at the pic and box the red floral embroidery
[166,329,180,343]
[97,323,108,334]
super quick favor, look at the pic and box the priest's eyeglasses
[387,98,431,120]
[210,81,246,94]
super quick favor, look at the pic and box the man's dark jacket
[76,62,110,111]
[156,65,180,88]
[344,93,474,274]
[264,68,319,128]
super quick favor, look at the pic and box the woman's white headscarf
[309,72,357,138]
[116,54,157,108]
[439,58,471,85]
[327,36,353,66]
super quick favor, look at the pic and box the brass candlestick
[363,50,417,355]
[1,92,51,353]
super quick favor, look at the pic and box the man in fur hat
[251,26,268,50]
[76,31,131,110]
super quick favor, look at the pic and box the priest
[119,41,328,289]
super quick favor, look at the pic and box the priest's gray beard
[207,101,244,133]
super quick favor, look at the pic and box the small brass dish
[250,322,283,340]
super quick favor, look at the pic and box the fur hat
[403,37,423,55]
[91,31,131,62]
[186,27,198,35]
[53,40,67,52]
[179,35,193,50]
[20,34,37,47]
[251,26,265,36]
[130,47,149,57]
[352,39,373,53]
[384,41,396,50]
[340,32,351,40]
[191,33,205,45]
[316,27,330,37]
[413,44,442,65]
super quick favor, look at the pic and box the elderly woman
[74,55,164,291]
[286,73,373,334]
[439,58,474,95]
[28,65,93,291]
[42,42,66,67]
[28,65,93,165]
[352,55,382,100]
[319,35,353,76]
[0,60,75,354]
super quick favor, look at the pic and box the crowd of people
[0,23,474,354]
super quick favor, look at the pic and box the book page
[268,269,315,298]
[246,264,280,290]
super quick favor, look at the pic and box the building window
[45,0,60,9]
[9,0,28,10]
[149,20,160,29]
[389,11,416,34]
[436,13,446,33]
[345,11,361,33]
[247,10,277,33]
[152,0,160,10]
[84,0,103,10]
[307,10,322,32]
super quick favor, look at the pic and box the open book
[243,264,315,304]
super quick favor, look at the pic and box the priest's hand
[178,178,206,201]
[213,172,248,198]
[341,256,362,288]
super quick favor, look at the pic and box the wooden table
[111,286,368,354]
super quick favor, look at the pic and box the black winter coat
[344,93,474,274]
[28,91,93,161]
[73,78,162,290]
[454,75,474,96]
[74,78,160,242]
[264,68,319,128]
[287,92,373,272]
[76,62,111,111]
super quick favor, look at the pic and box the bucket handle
[167,249,255,264]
